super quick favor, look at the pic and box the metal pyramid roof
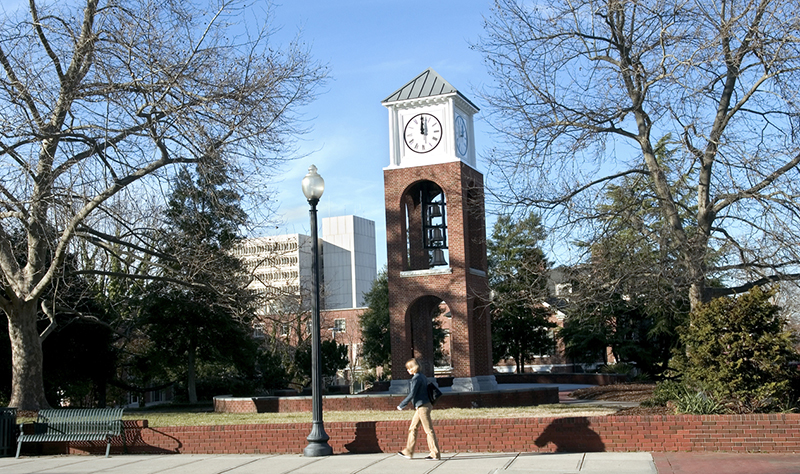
[382,68,478,111]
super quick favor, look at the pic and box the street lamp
[301,165,333,457]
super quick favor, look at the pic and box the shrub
[641,379,684,407]
[293,340,348,387]
[672,286,800,412]
[642,379,727,414]
[674,389,725,415]
[598,362,634,376]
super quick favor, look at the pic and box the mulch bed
[613,405,674,416]
[569,383,675,416]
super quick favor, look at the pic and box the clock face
[455,115,468,156]
[404,113,442,153]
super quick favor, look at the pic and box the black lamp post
[301,165,333,457]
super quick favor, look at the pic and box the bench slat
[17,408,125,458]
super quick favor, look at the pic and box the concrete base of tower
[451,375,498,392]
[389,375,498,394]
[388,379,411,394]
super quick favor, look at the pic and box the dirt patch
[569,383,675,416]
[569,383,656,402]
[614,405,674,416]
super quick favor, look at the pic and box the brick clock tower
[382,68,497,393]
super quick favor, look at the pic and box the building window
[279,323,290,337]
[334,318,346,333]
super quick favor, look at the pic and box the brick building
[236,216,377,388]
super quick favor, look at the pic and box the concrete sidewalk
[2,452,800,474]
[0,452,657,474]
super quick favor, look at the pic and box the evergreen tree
[488,214,555,373]
[672,286,800,412]
[359,269,391,371]
[560,137,692,376]
[294,339,349,388]
[140,156,256,403]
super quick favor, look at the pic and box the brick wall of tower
[384,161,492,381]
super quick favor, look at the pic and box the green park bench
[16,408,124,458]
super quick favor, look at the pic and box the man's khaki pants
[401,403,440,459]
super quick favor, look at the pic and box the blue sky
[264,1,498,269]
[0,0,501,269]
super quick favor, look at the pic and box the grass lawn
[19,385,654,427]
[121,404,618,427]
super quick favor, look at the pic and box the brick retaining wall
[213,387,559,413]
[24,413,800,456]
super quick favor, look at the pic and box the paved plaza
[2,451,800,474]
[0,452,658,474]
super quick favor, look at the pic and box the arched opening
[405,295,450,377]
[401,181,448,271]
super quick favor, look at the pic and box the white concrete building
[234,234,313,316]
[235,215,377,315]
[321,215,377,310]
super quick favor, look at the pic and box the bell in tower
[399,180,451,271]
[422,182,447,267]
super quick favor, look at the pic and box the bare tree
[476,0,800,311]
[0,0,326,410]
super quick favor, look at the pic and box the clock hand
[420,117,427,136]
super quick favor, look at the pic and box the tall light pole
[301,165,333,457]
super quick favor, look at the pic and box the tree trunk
[95,377,107,408]
[187,346,197,404]
[689,281,706,314]
[8,301,51,410]
[687,250,710,312]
